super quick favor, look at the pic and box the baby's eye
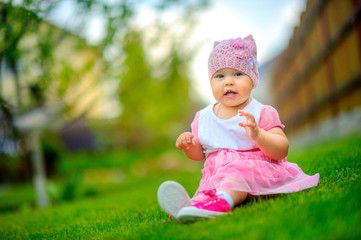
[235,72,243,76]
[215,74,224,78]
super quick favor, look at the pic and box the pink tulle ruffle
[192,149,320,203]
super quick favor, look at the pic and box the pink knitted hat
[208,35,259,88]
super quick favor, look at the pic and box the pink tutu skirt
[192,149,320,203]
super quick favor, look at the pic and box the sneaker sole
[177,206,230,223]
[157,181,193,218]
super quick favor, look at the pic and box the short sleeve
[258,105,285,131]
[191,111,200,138]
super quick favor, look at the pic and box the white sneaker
[157,181,193,218]
[176,206,228,223]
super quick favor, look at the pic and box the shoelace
[168,215,179,223]
[197,189,231,212]
[199,189,217,197]
[197,189,221,206]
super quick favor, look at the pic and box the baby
[158,35,320,223]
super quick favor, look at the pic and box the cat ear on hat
[244,35,254,42]
[213,41,220,48]
[244,35,257,55]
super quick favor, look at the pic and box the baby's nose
[225,77,234,85]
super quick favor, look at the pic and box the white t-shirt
[191,98,284,155]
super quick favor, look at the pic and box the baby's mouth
[224,90,237,96]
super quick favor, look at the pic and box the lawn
[0,136,360,239]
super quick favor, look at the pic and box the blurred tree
[0,0,209,207]
[115,31,197,147]
[0,0,209,185]
[114,2,208,148]
[117,30,153,146]
[1,0,208,145]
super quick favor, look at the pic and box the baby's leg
[219,188,248,206]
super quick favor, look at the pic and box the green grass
[0,136,360,239]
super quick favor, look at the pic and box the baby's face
[210,68,253,109]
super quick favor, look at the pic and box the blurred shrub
[61,173,81,201]
[41,130,65,177]
[0,154,19,181]
[0,131,64,183]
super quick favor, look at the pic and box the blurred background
[0,0,360,210]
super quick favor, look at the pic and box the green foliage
[61,173,81,201]
[0,136,360,239]
[0,0,209,151]
[0,0,210,185]
[0,154,23,182]
[116,30,203,147]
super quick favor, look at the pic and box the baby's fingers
[185,134,193,144]
[238,110,256,122]
[184,135,197,149]
[238,116,260,140]
[238,121,253,128]
[177,138,188,149]
[238,109,253,118]
[176,133,195,150]
[238,122,246,127]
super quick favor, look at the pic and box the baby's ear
[213,41,220,48]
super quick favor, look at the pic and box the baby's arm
[176,132,205,161]
[238,110,289,160]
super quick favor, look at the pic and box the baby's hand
[238,110,260,140]
[176,132,197,150]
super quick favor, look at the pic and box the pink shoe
[177,189,231,223]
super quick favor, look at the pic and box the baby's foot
[176,189,231,223]
[157,181,193,218]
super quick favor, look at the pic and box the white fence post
[29,130,50,208]
[13,102,62,208]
